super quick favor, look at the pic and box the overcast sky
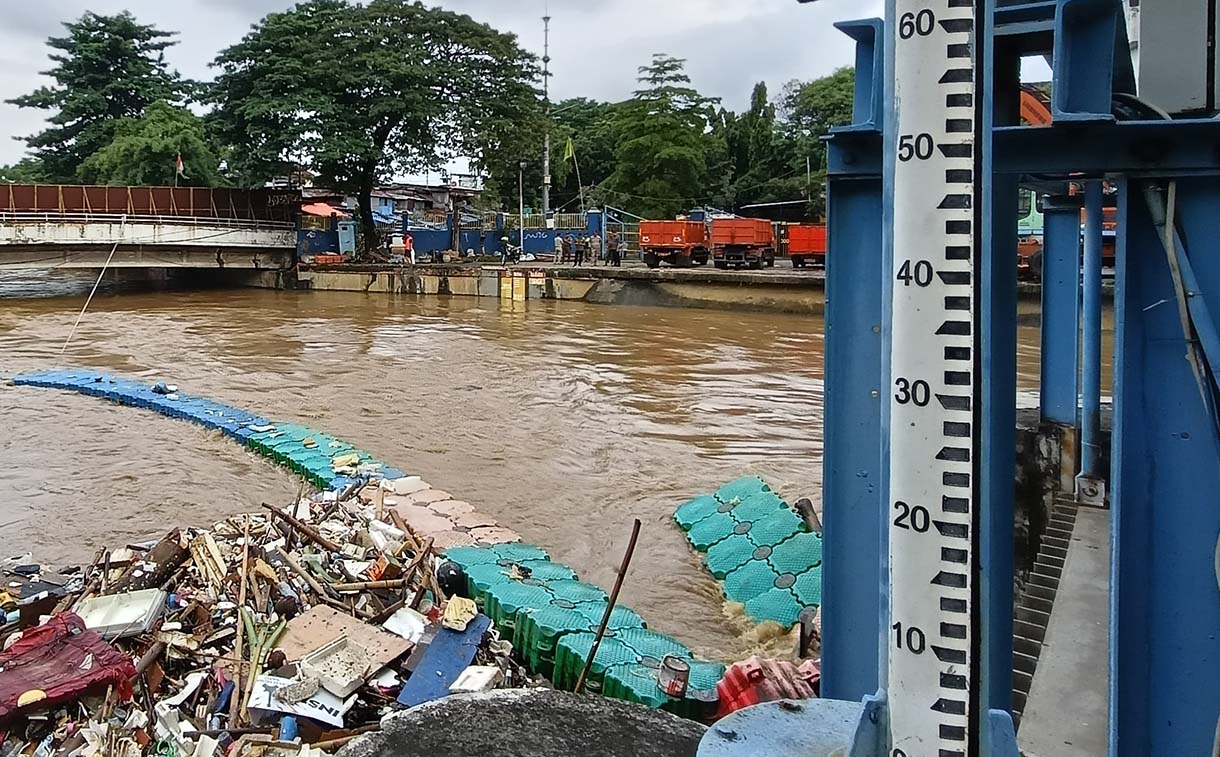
[0,0,883,167]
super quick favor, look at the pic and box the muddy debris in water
[0,480,536,757]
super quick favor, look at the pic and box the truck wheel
[713,261,728,270]
[793,257,804,269]
[674,253,693,268]
[749,259,763,270]
[766,255,776,268]
[644,253,660,269]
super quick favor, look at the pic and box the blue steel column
[1039,196,1083,427]
[1079,181,1104,480]
[980,23,1018,732]
[1111,177,1220,755]
[819,17,885,703]
[820,175,884,702]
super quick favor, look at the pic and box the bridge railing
[0,212,295,230]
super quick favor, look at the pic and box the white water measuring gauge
[888,0,979,754]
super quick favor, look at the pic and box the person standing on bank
[607,231,622,267]
[574,235,587,266]
[589,233,602,266]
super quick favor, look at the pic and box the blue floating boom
[12,371,397,491]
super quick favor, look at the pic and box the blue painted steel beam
[1040,195,1083,427]
[1111,177,1220,756]
[819,16,887,704]
[1052,0,1120,122]
[825,131,883,178]
[980,24,1019,728]
[993,120,1220,176]
[835,120,1220,180]
[834,19,884,133]
[820,175,885,702]
[1079,181,1104,480]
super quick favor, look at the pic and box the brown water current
[0,274,1080,661]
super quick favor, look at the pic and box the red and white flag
[175,153,187,179]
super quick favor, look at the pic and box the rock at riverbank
[339,688,706,757]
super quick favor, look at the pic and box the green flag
[563,136,575,163]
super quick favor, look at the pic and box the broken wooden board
[275,606,411,668]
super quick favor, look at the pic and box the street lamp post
[518,160,527,260]
[542,14,552,222]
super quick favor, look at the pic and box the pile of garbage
[0,480,532,757]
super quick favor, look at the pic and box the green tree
[549,98,620,212]
[708,82,797,211]
[778,66,856,216]
[8,11,189,183]
[79,101,222,187]
[478,112,546,213]
[0,158,50,184]
[210,0,541,245]
[608,54,718,218]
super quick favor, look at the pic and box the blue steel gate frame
[820,1,1220,755]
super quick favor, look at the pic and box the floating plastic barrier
[13,371,396,491]
[674,476,823,629]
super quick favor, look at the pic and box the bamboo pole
[230,517,252,725]
[262,503,341,553]
[574,519,641,694]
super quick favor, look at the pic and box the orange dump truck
[788,224,827,268]
[639,220,710,268]
[711,218,776,269]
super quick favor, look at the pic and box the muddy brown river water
[0,273,1070,661]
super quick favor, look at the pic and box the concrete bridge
[0,185,299,271]
[0,212,296,270]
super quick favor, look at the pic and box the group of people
[555,231,623,267]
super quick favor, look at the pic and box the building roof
[301,202,350,218]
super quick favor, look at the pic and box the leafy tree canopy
[546,98,619,212]
[708,81,796,211]
[0,158,51,184]
[7,11,190,183]
[607,54,719,219]
[780,67,855,174]
[79,101,222,187]
[209,0,541,241]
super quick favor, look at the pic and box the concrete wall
[248,266,829,315]
[0,220,294,249]
[1014,408,1112,580]
[233,265,1100,327]
[583,280,825,315]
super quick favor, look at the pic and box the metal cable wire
[59,215,127,355]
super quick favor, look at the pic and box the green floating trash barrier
[602,659,726,719]
[483,581,554,640]
[515,601,645,678]
[554,633,638,692]
[443,542,722,714]
[674,476,824,629]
